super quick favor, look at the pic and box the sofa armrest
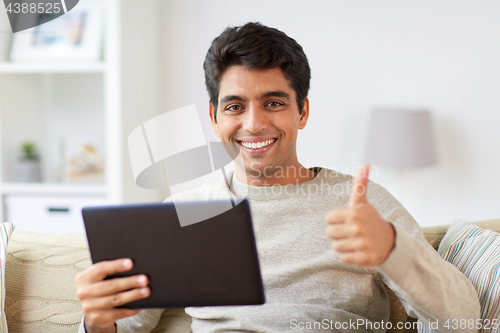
[5,231,91,333]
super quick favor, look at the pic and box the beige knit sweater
[80,168,480,333]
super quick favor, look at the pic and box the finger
[78,274,148,300]
[324,208,350,225]
[339,251,378,268]
[77,259,134,284]
[82,287,150,313]
[325,224,351,240]
[349,165,370,207]
[338,252,371,267]
[331,238,360,253]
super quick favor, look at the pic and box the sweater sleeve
[115,309,164,333]
[377,224,480,332]
[366,183,480,333]
[78,309,164,333]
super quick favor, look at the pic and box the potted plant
[17,141,42,182]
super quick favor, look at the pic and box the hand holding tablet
[79,199,264,311]
[75,258,149,332]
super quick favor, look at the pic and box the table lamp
[364,108,438,168]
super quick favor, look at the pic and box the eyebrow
[261,91,291,100]
[219,91,291,104]
[220,95,245,104]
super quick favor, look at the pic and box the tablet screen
[82,199,265,308]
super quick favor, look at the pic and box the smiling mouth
[237,138,277,150]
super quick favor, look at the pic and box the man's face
[209,66,309,180]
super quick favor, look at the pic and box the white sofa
[5,219,500,333]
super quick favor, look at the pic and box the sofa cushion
[419,219,500,333]
[421,218,500,250]
[4,231,91,333]
[4,231,194,333]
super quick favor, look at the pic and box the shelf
[0,0,122,232]
[1,183,107,196]
[0,62,107,74]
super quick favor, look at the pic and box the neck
[235,162,316,186]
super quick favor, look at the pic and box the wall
[121,0,169,203]
[127,0,500,226]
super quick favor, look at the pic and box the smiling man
[76,22,480,333]
[211,65,315,186]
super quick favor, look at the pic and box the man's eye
[267,101,284,107]
[225,105,242,111]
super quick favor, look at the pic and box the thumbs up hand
[325,165,395,267]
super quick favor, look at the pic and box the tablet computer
[82,199,265,309]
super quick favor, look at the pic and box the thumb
[349,165,370,207]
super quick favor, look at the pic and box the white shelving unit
[0,0,122,233]
[0,62,107,73]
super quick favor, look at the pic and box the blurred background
[0,0,497,232]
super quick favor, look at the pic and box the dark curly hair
[203,22,311,121]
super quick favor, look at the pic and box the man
[76,22,480,332]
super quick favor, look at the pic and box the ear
[209,103,220,137]
[298,97,309,130]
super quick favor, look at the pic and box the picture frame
[9,1,102,62]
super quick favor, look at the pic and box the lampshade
[364,108,438,168]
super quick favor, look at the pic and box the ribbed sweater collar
[229,167,324,201]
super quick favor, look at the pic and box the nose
[242,103,267,134]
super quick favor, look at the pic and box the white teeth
[240,139,276,149]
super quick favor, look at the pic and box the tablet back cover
[82,200,265,308]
